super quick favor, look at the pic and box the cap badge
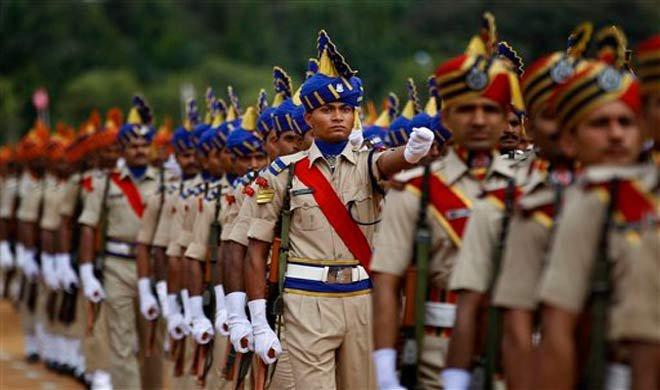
[336,83,345,93]
[551,58,574,83]
[597,67,622,92]
[465,66,489,91]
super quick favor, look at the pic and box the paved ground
[0,300,84,390]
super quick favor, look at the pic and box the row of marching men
[0,14,658,390]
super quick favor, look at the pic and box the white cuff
[441,368,471,390]
[190,296,204,319]
[214,285,226,311]
[226,292,248,320]
[247,299,268,329]
[79,263,94,281]
[373,348,400,389]
[137,277,151,297]
[167,294,180,315]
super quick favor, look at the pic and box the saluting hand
[403,127,435,164]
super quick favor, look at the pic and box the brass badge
[256,188,275,204]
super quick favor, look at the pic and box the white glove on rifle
[226,292,253,353]
[373,348,405,390]
[349,129,364,149]
[0,240,14,269]
[214,285,229,336]
[190,295,214,344]
[248,299,281,365]
[403,127,435,164]
[22,248,40,281]
[55,253,79,292]
[166,294,189,340]
[79,263,105,303]
[441,368,471,390]
[40,253,59,290]
[155,280,169,318]
[138,278,159,321]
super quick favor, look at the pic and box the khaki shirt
[371,148,522,290]
[248,142,384,261]
[0,175,18,219]
[58,173,83,219]
[16,171,44,223]
[39,174,66,231]
[539,164,658,340]
[78,165,159,243]
[184,179,233,261]
[135,171,182,246]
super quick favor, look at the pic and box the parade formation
[0,13,658,390]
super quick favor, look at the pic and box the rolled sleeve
[247,218,275,243]
[78,176,105,228]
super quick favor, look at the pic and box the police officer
[244,30,434,389]
[77,96,163,389]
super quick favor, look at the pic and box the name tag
[292,188,314,196]
[445,208,471,220]
[425,302,456,328]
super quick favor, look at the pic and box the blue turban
[226,129,266,157]
[191,123,210,145]
[118,123,155,145]
[363,124,390,150]
[197,127,224,156]
[257,107,276,137]
[387,114,414,147]
[272,99,311,135]
[172,127,195,153]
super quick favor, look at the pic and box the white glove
[190,295,214,344]
[79,263,105,303]
[55,253,79,292]
[22,248,40,280]
[214,285,229,336]
[248,299,281,365]
[138,278,159,321]
[441,368,471,390]
[0,241,14,269]
[404,127,435,164]
[349,130,364,149]
[155,281,169,318]
[40,253,59,290]
[14,243,25,270]
[166,295,189,340]
[226,292,253,353]
[373,348,404,390]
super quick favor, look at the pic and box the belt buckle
[326,267,353,284]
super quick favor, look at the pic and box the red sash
[293,157,373,270]
[407,173,473,247]
[110,172,145,218]
[481,186,523,210]
[526,203,555,229]
[589,180,656,224]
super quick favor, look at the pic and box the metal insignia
[256,188,275,204]
[550,58,574,83]
[138,125,150,136]
[336,83,344,93]
[597,67,622,92]
[465,66,489,91]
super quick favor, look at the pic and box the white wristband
[190,296,204,319]
[137,277,151,297]
[247,299,268,329]
[168,294,180,315]
[79,263,95,281]
[373,348,400,389]
[226,292,248,320]
[214,285,226,311]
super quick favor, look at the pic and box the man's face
[265,131,279,160]
[123,138,151,168]
[219,148,234,174]
[175,149,200,177]
[150,147,170,168]
[529,106,561,160]
[100,144,121,169]
[234,153,268,176]
[642,92,660,144]
[206,149,224,177]
[443,97,506,151]
[499,110,523,153]
[565,101,642,166]
[305,102,354,143]
[274,130,302,156]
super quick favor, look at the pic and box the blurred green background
[1,0,658,142]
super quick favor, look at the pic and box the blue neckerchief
[182,173,196,181]
[315,139,348,158]
[226,173,238,185]
[128,166,147,179]
[201,170,218,182]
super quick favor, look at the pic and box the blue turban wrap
[363,124,390,150]
[226,127,266,157]
[272,99,311,135]
[197,127,224,156]
[118,123,155,145]
[387,114,414,147]
[300,75,363,113]
[172,127,195,153]
[257,107,276,137]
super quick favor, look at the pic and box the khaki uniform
[16,171,45,338]
[248,143,384,389]
[0,174,18,219]
[78,165,163,389]
[165,176,204,258]
[135,170,181,247]
[539,165,658,342]
[371,149,522,389]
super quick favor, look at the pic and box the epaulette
[267,157,289,176]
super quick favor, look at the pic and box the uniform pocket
[290,193,325,231]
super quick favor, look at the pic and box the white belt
[425,302,456,328]
[285,263,370,283]
[106,241,135,256]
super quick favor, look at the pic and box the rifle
[86,172,111,335]
[145,166,167,357]
[400,164,432,389]
[581,179,619,390]
[471,178,517,390]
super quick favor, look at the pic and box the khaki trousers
[103,257,164,389]
[418,334,450,390]
[84,293,110,372]
[283,292,375,390]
